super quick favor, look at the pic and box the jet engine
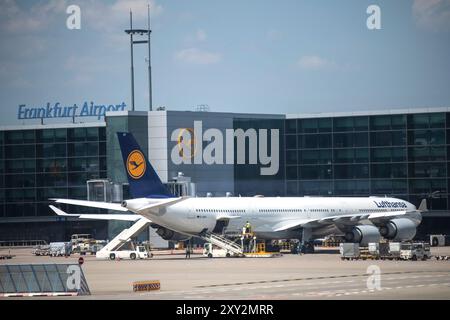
[121,198,151,211]
[379,218,417,241]
[155,226,190,241]
[345,225,381,245]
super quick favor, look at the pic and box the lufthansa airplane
[50,132,424,247]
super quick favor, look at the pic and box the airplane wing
[50,198,129,212]
[318,211,420,225]
[51,197,186,219]
[49,205,142,222]
[273,219,317,232]
[273,210,421,232]
[216,215,242,221]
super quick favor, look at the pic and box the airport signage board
[17,101,127,121]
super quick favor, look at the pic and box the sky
[0,0,450,125]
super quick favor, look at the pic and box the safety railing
[0,264,90,297]
[0,240,48,248]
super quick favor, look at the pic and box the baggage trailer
[340,243,376,260]
[341,241,429,261]
[49,242,71,257]
[340,243,360,260]
[386,242,401,260]
[369,242,402,260]
[32,245,50,256]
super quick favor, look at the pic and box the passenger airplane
[50,132,424,250]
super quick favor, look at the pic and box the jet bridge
[96,218,151,259]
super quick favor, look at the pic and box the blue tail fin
[117,132,174,198]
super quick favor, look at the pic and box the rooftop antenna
[128,10,135,111]
[125,7,153,113]
[147,4,153,111]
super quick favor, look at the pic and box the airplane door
[187,204,195,219]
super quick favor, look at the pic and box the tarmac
[1,247,450,300]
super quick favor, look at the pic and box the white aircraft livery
[50,132,424,249]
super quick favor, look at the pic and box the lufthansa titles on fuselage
[373,200,407,209]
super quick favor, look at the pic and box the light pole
[125,6,153,112]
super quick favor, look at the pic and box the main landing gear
[299,228,315,254]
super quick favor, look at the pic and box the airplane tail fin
[117,132,175,198]
[418,199,428,212]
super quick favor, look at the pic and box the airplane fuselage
[134,196,419,240]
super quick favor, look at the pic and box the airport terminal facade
[1,107,450,242]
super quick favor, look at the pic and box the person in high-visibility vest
[245,221,251,234]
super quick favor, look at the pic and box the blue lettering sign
[17,102,127,120]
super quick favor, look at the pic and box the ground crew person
[245,221,252,234]
[185,240,191,259]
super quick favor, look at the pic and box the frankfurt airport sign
[18,102,127,120]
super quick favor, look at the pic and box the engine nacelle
[379,218,417,241]
[121,198,150,211]
[345,225,381,245]
[156,227,190,241]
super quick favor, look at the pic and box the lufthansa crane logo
[126,150,146,179]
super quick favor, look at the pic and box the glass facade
[1,110,449,242]
[106,114,149,196]
[284,112,449,210]
[233,118,285,196]
[0,126,107,219]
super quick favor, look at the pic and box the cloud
[184,28,208,44]
[77,0,163,51]
[0,61,31,88]
[296,55,334,70]
[174,48,222,65]
[0,0,68,34]
[80,0,163,34]
[196,29,207,42]
[111,0,163,20]
[412,0,450,32]
[267,29,282,41]
[64,54,117,85]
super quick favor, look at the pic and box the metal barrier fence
[0,240,48,248]
[0,264,90,297]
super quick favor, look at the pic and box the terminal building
[1,107,449,243]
